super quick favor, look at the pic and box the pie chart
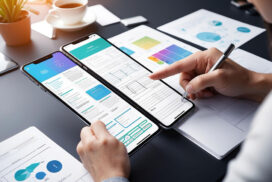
[237,27,251,33]
[196,32,221,42]
[46,160,62,173]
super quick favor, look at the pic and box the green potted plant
[0,0,31,46]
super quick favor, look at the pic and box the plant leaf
[0,0,27,22]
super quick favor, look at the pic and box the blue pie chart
[237,27,251,33]
[46,160,62,173]
[196,32,221,42]
[36,172,46,180]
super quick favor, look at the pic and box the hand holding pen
[149,44,263,101]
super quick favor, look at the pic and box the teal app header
[70,38,112,60]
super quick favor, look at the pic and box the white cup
[50,0,88,25]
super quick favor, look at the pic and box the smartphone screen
[23,52,159,153]
[62,34,194,127]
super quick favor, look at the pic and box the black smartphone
[0,52,18,75]
[22,51,159,154]
[61,34,194,127]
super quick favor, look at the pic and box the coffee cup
[50,0,88,25]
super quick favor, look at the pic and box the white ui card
[109,25,200,93]
[157,9,265,51]
[0,127,93,182]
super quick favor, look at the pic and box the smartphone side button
[33,81,39,86]
[28,77,39,86]
[40,86,47,92]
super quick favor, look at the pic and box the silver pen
[183,44,235,100]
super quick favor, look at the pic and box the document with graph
[109,25,200,94]
[0,127,93,182]
[158,9,265,51]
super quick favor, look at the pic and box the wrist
[244,72,272,102]
[102,177,129,182]
[98,171,128,182]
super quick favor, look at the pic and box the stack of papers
[110,25,272,159]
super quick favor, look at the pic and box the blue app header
[25,52,76,82]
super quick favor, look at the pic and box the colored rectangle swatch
[119,47,135,55]
[86,84,111,101]
[148,44,192,65]
[132,36,160,50]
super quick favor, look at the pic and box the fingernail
[186,84,193,94]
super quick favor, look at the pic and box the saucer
[46,8,96,32]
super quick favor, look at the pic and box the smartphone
[62,34,194,127]
[22,51,159,154]
[0,52,18,75]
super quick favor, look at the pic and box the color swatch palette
[132,36,160,50]
[148,44,192,65]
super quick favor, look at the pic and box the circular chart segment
[210,20,222,26]
[47,160,63,173]
[196,32,221,42]
[237,27,251,33]
[36,172,46,180]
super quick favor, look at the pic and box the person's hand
[150,48,269,102]
[77,121,130,182]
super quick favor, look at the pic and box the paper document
[0,127,93,182]
[158,9,265,51]
[230,49,272,73]
[109,25,200,94]
[178,95,258,159]
[89,4,120,26]
[32,20,56,39]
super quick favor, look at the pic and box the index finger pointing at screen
[149,51,202,80]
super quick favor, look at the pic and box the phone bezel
[21,51,161,155]
[61,34,195,128]
[0,53,19,75]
